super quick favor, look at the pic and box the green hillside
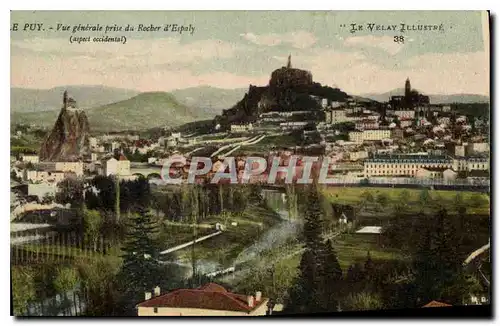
[11,92,217,132]
[171,86,246,112]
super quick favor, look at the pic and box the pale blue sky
[11,11,489,95]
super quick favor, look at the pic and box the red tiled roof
[119,154,128,161]
[137,283,267,313]
[197,283,228,293]
[422,300,452,308]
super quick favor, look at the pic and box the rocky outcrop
[215,56,349,127]
[39,92,90,161]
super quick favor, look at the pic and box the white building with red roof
[136,283,270,316]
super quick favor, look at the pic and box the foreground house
[422,301,452,308]
[136,283,270,316]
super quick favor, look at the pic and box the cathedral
[390,78,430,109]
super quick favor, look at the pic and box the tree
[360,191,374,210]
[56,178,84,207]
[346,263,365,283]
[413,208,462,304]
[76,256,122,316]
[53,266,79,293]
[84,209,103,252]
[285,184,299,220]
[418,188,431,209]
[116,207,162,315]
[302,183,325,253]
[319,239,343,310]
[286,184,343,314]
[285,184,325,314]
[399,190,410,206]
[453,193,466,213]
[441,272,483,305]
[248,184,263,203]
[41,193,55,205]
[361,191,374,203]
[11,267,36,316]
[10,170,21,182]
[344,292,383,311]
[375,193,389,212]
[364,251,375,276]
[285,250,321,314]
[393,190,410,213]
[53,266,79,315]
[469,193,487,209]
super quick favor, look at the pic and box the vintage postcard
[10,11,490,317]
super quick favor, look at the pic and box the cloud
[10,49,268,91]
[331,52,487,95]
[343,35,405,55]
[11,37,253,91]
[240,31,317,49]
[273,49,488,95]
[12,37,241,68]
[10,36,488,96]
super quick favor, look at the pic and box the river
[160,189,301,284]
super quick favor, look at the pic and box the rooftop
[136,283,267,313]
[366,154,452,164]
[356,226,382,234]
[422,301,452,308]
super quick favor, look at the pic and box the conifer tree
[364,251,375,275]
[319,239,343,310]
[413,208,462,305]
[302,183,324,253]
[116,207,162,314]
[285,250,321,313]
[286,183,344,313]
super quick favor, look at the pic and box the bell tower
[405,78,411,98]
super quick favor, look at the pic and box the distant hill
[11,86,139,112]
[360,88,489,104]
[171,86,247,113]
[11,92,218,132]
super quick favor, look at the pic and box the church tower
[287,54,292,69]
[405,78,411,98]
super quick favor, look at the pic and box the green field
[333,233,407,270]
[323,186,490,215]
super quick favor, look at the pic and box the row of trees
[12,257,120,316]
[151,184,263,223]
[281,184,487,314]
[55,176,150,214]
[356,188,488,215]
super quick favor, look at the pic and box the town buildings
[19,154,39,164]
[38,161,84,177]
[102,154,131,176]
[230,123,254,133]
[364,154,453,178]
[24,170,67,184]
[349,129,391,143]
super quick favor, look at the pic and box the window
[154,307,158,313]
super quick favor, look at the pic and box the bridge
[129,163,163,179]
